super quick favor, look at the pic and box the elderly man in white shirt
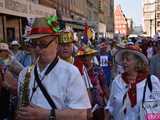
[16,16,91,120]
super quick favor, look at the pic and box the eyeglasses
[30,40,54,49]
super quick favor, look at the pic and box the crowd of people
[0,16,160,120]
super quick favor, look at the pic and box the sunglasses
[30,40,55,49]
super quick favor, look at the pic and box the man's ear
[55,37,59,44]
[54,38,59,50]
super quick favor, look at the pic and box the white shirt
[82,65,93,89]
[18,59,91,110]
[147,47,154,59]
[106,74,160,120]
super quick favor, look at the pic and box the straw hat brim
[114,49,148,65]
[76,50,98,56]
[85,50,98,55]
[0,49,12,55]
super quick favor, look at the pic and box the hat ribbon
[30,27,53,34]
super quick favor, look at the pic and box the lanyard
[30,57,59,101]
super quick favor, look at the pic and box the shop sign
[66,23,84,30]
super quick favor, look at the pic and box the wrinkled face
[31,35,58,62]
[58,43,73,59]
[122,53,137,73]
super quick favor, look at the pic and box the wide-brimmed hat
[0,43,12,54]
[59,31,74,44]
[27,16,61,39]
[115,45,148,65]
[76,45,98,56]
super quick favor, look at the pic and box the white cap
[11,40,20,46]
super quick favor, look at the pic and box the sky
[114,0,143,26]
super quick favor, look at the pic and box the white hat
[127,41,134,45]
[11,40,20,46]
[0,43,11,53]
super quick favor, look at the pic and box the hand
[2,71,17,93]
[16,104,50,120]
[0,64,5,70]
[87,109,93,120]
[0,68,10,92]
[105,110,113,120]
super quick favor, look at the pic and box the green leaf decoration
[47,16,61,32]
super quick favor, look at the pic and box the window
[7,28,15,42]
[157,21,160,26]
[157,13,160,18]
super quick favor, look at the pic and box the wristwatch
[48,109,56,120]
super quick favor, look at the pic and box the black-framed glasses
[30,40,54,49]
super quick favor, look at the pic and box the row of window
[144,0,156,4]
[115,24,127,28]
[115,30,127,34]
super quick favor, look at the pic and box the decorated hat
[76,45,98,56]
[59,31,74,44]
[115,45,148,65]
[27,16,61,39]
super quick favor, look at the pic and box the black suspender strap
[30,57,59,101]
[44,57,59,76]
[33,57,59,110]
[142,74,152,103]
[34,66,57,109]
